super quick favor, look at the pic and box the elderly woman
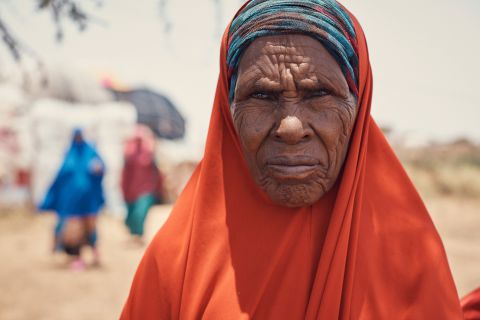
[121,0,464,318]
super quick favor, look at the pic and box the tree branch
[36,0,96,41]
[0,16,21,61]
[0,0,102,61]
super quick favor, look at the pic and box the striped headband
[227,0,359,102]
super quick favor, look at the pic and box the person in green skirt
[121,125,162,242]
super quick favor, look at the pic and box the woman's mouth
[265,156,321,180]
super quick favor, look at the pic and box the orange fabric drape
[120,5,463,320]
[462,287,480,320]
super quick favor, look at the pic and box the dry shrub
[433,164,480,197]
[162,161,198,202]
[403,164,438,198]
[398,140,480,198]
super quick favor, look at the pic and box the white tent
[0,84,29,207]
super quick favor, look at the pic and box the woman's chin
[265,181,326,208]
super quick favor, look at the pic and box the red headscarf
[121,5,463,319]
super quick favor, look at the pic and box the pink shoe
[70,259,86,271]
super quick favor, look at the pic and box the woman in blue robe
[39,128,105,270]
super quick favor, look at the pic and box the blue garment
[39,130,105,217]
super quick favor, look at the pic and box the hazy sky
[1,0,479,158]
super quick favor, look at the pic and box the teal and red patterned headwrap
[227,0,359,102]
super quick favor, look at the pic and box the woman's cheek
[310,116,339,153]
[236,108,273,152]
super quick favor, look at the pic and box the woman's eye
[251,92,273,100]
[307,89,331,98]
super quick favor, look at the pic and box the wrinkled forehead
[242,33,326,57]
[235,34,350,95]
[238,34,343,74]
[226,0,359,102]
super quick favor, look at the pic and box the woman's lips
[265,156,321,180]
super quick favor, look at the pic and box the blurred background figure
[39,128,105,270]
[121,125,162,244]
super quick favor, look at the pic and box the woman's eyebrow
[298,71,347,93]
[297,78,322,91]
[254,78,281,91]
[236,68,263,88]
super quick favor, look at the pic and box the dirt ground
[0,199,479,320]
[0,205,171,320]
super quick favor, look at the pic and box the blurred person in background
[121,125,162,244]
[39,128,105,270]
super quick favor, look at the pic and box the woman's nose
[274,116,313,144]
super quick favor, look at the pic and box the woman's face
[231,35,357,207]
[73,131,84,144]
